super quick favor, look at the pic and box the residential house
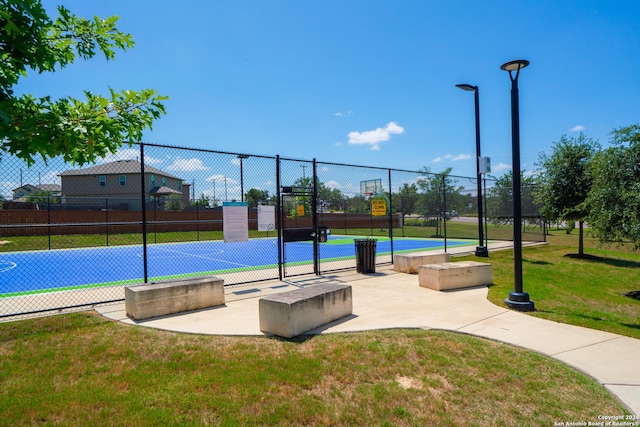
[12,184,62,202]
[59,160,190,210]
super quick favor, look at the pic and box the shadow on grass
[622,323,640,331]
[535,309,640,333]
[565,253,640,269]
[523,259,553,265]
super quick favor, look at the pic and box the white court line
[0,261,17,273]
[145,247,252,268]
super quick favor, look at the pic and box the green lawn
[0,315,629,426]
[0,223,638,425]
[478,229,640,340]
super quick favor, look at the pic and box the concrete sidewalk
[97,263,640,416]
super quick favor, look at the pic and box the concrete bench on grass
[125,276,225,320]
[259,284,352,338]
[393,252,451,274]
[419,261,492,291]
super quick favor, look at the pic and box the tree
[346,194,370,214]
[415,167,462,236]
[245,188,270,210]
[587,124,640,248]
[25,189,59,204]
[535,133,599,255]
[164,194,184,211]
[0,1,167,165]
[318,186,345,212]
[191,193,210,208]
[486,171,540,226]
[395,183,418,216]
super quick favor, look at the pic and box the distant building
[12,184,62,201]
[59,160,190,210]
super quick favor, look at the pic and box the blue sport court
[0,235,475,297]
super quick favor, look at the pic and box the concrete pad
[393,252,451,273]
[553,336,640,385]
[94,263,640,416]
[419,261,492,291]
[605,385,640,417]
[259,284,352,338]
[458,310,621,356]
[125,276,225,320]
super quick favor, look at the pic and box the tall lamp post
[501,59,535,312]
[456,83,488,257]
[237,154,249,202]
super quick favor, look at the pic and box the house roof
[12,184,40,193]
[150,186,182,196]
[38,184,62,193]
[59,159,182,180]
[12,183,61,193]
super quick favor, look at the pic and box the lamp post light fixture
[456,83,488,257]
[237,154,249,202]
[500,59,535,312]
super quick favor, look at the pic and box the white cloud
[348,121,405,150]
[166,157,209,172]
[493,162,511,172]
[570,125,585,132]
[432,153,471,163]
[40,170,61,184]
[206,174,236,184]
[334,110,353,117]
[325,180,342,189]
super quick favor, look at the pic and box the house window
[119,175,126,186]
[150,174,156,187]
[99,175,106,187]
[178,182,182,191]
[162,177,166,186]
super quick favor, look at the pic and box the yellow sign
[371,199,387,216]
[297,205,305,216]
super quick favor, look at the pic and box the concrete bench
[259,284,352,338]
[418,261,492,291]
[125,276,225,320]
[393,252,451,274]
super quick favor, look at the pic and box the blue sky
[18,0,640,179]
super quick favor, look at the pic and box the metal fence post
[105,198,109,246]
[140,142,148,283]
[47,197,51,250]
[387,168,394,262]
[442,174,447,253]
[276,155,283,281]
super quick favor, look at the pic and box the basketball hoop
[363,192,373,199]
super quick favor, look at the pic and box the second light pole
[500,59,535,312]
[456,83,488,257]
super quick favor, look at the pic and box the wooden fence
[0,210,400,237]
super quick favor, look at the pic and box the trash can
[354,238,377,273]
[318,226,329,243]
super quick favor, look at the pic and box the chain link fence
[0,142,544,318]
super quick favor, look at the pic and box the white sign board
[223,202,248,243]
[257,205,275,232]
